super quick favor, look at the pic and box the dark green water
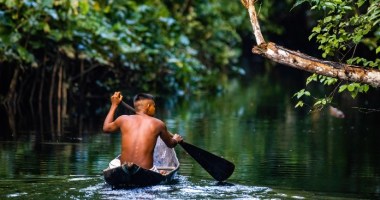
[1,76,380,199]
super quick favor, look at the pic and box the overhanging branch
[242,0,380,88]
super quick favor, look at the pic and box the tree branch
[243,0,380,88]
[242,0,265,45]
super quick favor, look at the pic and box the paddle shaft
[121,101,135,113]
[119,100,235,181]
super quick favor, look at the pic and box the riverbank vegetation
[1,0,379,139]
[0,0,251,138]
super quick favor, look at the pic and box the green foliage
[338,82,369,98]
[256,0,298,35]
[305,0,380,59]
[306,73,338,86]
[293,0,380,109]
[313,96,332,109]
[293,89,311,108]
[293,88,311,99]
[0,0,248,95]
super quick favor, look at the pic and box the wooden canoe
[103,137,180,188]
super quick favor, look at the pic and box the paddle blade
[180,141,235,182]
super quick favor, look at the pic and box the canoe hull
[103,164,178,187]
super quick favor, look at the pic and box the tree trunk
[4,66,20,137]
[49,59,58,139]
[62,67,68,130]
[29,70,37,107]
[38,66,46,140]
[57,64,63,137]
[78,60,84,136]
[241,0,380,88]
[29,70,37,131]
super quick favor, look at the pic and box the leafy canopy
[0,0,248,94]
[292,0,380,110]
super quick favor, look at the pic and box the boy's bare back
[117,114,164,169]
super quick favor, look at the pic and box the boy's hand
[111,91,123,106]
[172,134,183,144]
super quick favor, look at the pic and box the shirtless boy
[103,91,183,170]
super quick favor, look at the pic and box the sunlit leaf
[324,16,332,23]
[295,101,304,108]
[10,32,21,43]
[45,8,59,20]
[362,84,370,93]
[351,90,358,98]
[347,84,356,92]
[314,100,322,106]
[79,0,90,15]
[59,45,75,59]
[312,26,321,33]
[179,35,190,46]
[357,0,366,7]
[43,23,50,33]
[17,46,34,63]
[291,0,310,11]
[338,85,347,93]
[42,0,54,8]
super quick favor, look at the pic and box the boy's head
[133,93,155,116]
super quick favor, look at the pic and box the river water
[1,75,380,199]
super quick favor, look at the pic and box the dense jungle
[1,0,380,199]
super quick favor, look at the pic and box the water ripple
[79,175,303,199]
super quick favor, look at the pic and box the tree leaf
[347,84,356,92]
[306,73,318,85]
[42,0,54,8]
[351,90,358,98]
[312,26,321,33]
[313,100,322,106]
[295,101,304,108]
[356,0,366,7]
[297,89,305,99]
[324,16,332,23]
[17,46,35,63]
[338,85,347,93]
[78,0,90,15]
[43,23,50,33]
[291,0,310,11]
[362,84,370,93]
[59,45,75,59]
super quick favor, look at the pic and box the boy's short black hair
[133,93,154,103]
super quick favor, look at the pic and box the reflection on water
[1,76,380,199]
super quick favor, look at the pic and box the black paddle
[121,101,235,182]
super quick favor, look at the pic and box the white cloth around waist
[109,158,159,172]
